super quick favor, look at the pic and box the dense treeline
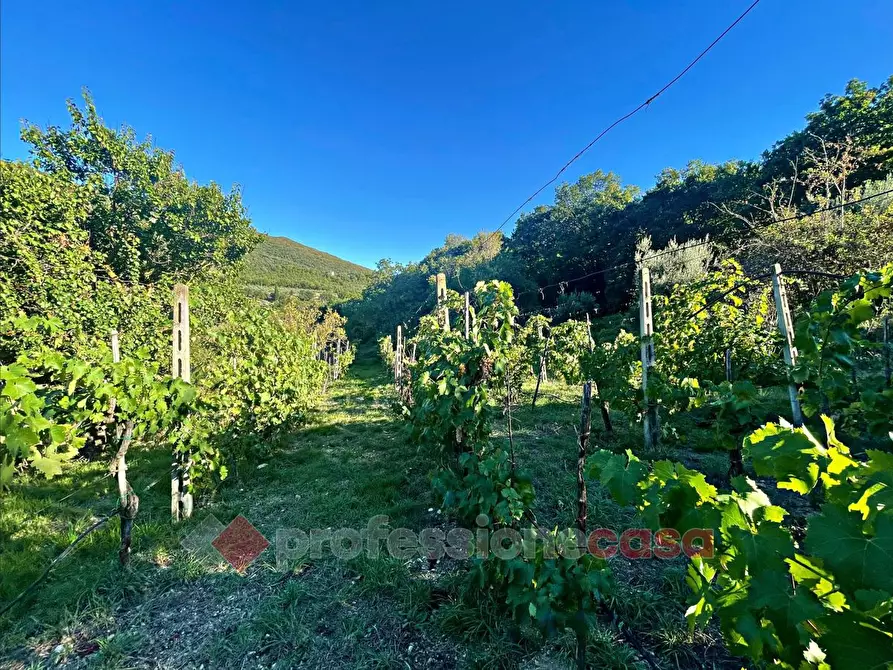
[1,92,351,489]
[343,77,893,339]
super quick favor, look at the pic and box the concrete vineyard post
[771,264,804,426]
[171,284,193,520]
[110,330,120,364]
[464,292,470,339]
[725,348,732,383]
[639,267,659,449]
[436,272,449,332]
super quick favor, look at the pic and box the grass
[1,348,756,669]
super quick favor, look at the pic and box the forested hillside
[241,235,372,302]
[343,76,893,340]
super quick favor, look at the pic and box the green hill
[241,235,373,302]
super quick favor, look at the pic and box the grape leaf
[807,506,893,595]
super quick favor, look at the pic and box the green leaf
[589,450,647,506]
[30,455,64,479]
[806,506,893,595]
[1,378,38,400]
[819,614,893,670]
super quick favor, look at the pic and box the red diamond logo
[212,515,269,573]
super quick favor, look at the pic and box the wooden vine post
[334,339,342,380]
[536,324,548,383]
[575,381,592,670]
[108,331,138,563]
[586,313,613,432]
[639,267,659,449]
[395,325,403,388]
[171,284,193,521]
[771,264,804,426]
[531,333,550,408]
[436,272,450,332]
[725,348,744,477]
[884,316,891,388]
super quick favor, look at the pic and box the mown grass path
[1,353,739,669]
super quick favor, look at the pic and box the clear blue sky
[2,1,891,268]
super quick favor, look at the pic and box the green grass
[240,234,373,303]
[1,349,751,669]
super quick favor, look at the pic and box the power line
[405,187,893,328]
[403,1,764,324]
[491,0,762,236]
[515,188,893,298]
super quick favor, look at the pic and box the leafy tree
[763,77,893,191]
[635,234,714,294]
[21,90,259,284]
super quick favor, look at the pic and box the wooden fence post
[171,284,193,520]
[639,268,659,449]
[436,273,450,332]
[464,292,470,339]
[771,264,804,426]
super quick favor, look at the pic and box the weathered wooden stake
[586,314,613,432]
[639,268,659,449]
[436,273,450,332]
[108,332,137,563]
[577,382,592,534]
[531,335,550,408]
[395,325,403,387]
[464,292,470,339]
[536,324,548,383]
[114,421,137,564]
[171,284,193,520]
[771,264,804,426]
[725,349,744,478]
[576,382,592,670]
[885,316,891,388]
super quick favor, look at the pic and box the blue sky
[2,1,891,268]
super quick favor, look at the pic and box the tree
[762,77,893,192]
[21,90,259,284]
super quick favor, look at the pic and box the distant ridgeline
[241,235,373,303]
